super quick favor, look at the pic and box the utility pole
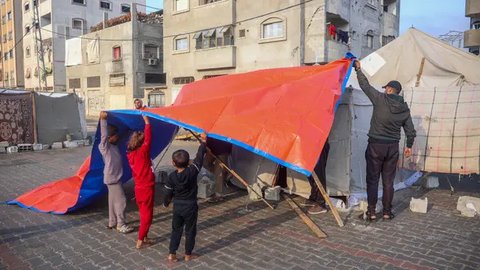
[32,1,47,91]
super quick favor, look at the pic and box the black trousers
[365,142,399,213]
[169,200,198,255]
[307,142,330,206]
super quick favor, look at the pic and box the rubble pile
[89,11,163,32]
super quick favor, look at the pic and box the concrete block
[423,176,439,188]
[83,139,91,146]
[410,197,428,213]
[197,179,215,199]
[264,186,281,201]
[0,146,6,153]
[248,183,263,201]
[63,141,79,148]
[0,141,8,147]
[51,142,63,149]
[457,196,480,217]
[33,144,43,151]
[43,144,50,150]
[17,144,33,152]
[7,146,18,154]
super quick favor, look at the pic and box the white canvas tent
[230,28,480,200]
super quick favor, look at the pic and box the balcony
[466,0,480,17]
[326,40,348,62]
[464,29,480,48]
[194,46,236,71]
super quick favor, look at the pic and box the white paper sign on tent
[361,52,386,77]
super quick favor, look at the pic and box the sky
[400,0,469,37]
[145,0,470,37]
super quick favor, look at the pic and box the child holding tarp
[127,115,156,249]
[163,135,207,262]
[99,111,133,234]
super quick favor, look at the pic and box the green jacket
[356,69,416,148]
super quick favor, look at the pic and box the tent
[231,28,480,200]
[8,57,354,213]
[0,90,87,145]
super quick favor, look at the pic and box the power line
[39,0,315,42]
[0,29,29,64]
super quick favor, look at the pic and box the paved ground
[0,143,479,270]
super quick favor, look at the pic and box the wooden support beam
[311,172,344,227]
[189,131,275,210]
[415,57,426,87]
[282,194,327,239]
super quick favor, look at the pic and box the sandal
[359,210,377,221]
[383,211,395,221]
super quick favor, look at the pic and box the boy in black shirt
[164,139,206,262]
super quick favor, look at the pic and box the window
[9,50,13,59]
[26,46,31,57]
[143,44,159,59]
[121,4,130,13]
[7,11,12,20]
[366,30,374,48]
[148,91,165,108]
[41,13,51,27]
[473,21,480,30]
[1,16,5,25]
[100,1,111,10]
[25,24,31,34]
[199,0,221,5]
[174,37,188,51]
[24,1,30,12]
[174,0,188,12]
[72,18,84,30]
[145,73,166,84]
[194,26,233,50]
[69,78,81,89]
[33,0,38,6]
[367,0,376,7]
[239,29,246,38]
[87,76,101,88]
[72,0,86,5]
[109,73,125,86]
[262,20,284,39]
[3,53,8,60]
[173,76,194,84]
[203,74,225,79]
[2,34,6,43]
[8,31,12,41]
[112,46,121,60]
[382,35,395,46]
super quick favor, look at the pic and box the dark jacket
[356,69,416,148]
[164,144,206,205]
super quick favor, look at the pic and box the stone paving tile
[1,144,480,269]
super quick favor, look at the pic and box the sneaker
[116,224,134,234]
[300,199,317,207]
[307,205,328,215]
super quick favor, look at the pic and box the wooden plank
[282,194,327,239]
[312,172,345,227]
[415,57,426,87]
[188,131,275,210]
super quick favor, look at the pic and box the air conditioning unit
[147,58,158,66]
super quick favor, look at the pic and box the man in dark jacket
[355,61,416,221]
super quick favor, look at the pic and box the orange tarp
[147,58,353,175]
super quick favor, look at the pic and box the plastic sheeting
[8,57,354,213]
[35,93,87,144]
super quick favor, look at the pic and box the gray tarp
[35,93,87,145]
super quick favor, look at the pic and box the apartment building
[21,0,146,92]
[0,0,24,88]
[163,0,400,104]
[464,0,480,55]
[66,6,164,116]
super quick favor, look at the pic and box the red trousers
[135,186,154,241]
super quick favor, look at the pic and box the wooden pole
[189,131,275,210]
[282,194,327,238]
[311,172,344,227]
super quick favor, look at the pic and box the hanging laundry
[337,30,349,44]
[328,23,336,40]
